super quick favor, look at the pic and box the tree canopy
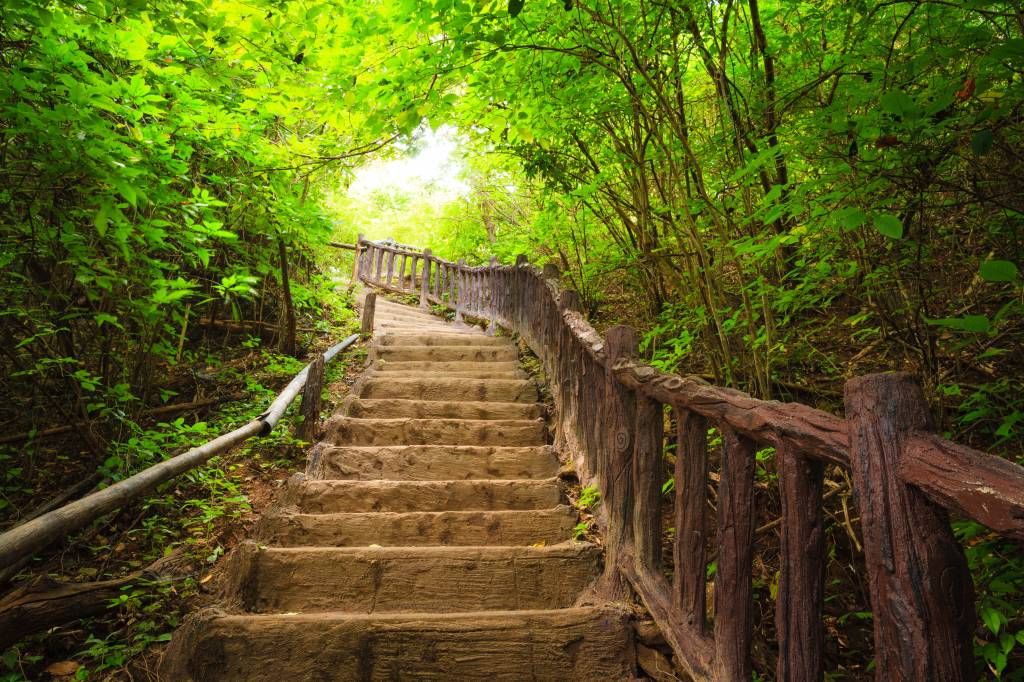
[1,0,1023,677]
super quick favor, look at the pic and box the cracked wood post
[775,443,825,682]
[713,426,756,681]
[454,259,466,325]
[374,246,384,285]
[385,249,396,286]
[297,352,325,442]
[486,256,498,335]
[674,408,708,634]
[361,292,376,338]
[602,325,638,600]
[844,373,974,681]
[351,233,363,286]
[632,390,663,577]
[419,249,432,309]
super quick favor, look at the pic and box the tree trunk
[278,236,297,357]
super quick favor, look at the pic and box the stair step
[372,368,523,379]
[371,359,519,372]
[231,542,600,613]
[309,445,559,480]
[375,333,510,347]
[344,398,542,420]
[323,417,546,447]
[256,507,578,547]
[284,477,562,513]
[375,345,518,362]
[359,377,536,402]
[160,607,636,682]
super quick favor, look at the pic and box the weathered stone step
[256,506,577,547]
[375,333,510,347]
[344,397,541,420]
[372,368,522,380]
[309,445,559,480]
[372,308,439,321]
[283,476,562,513]
[376,323,471,333]
[359,377,536,402]
[372,359,519,373]
[375,345,518,363]
[160,607,636,681]
[230,542,600,613]
[323,417,546,447]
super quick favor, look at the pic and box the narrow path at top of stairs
[159,296,638,681]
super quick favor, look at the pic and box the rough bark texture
[845,373,975,682]
[674,409,708,634]
[361,291,376,337]
[775,444,825,682]
[277,237,297,356]
[632,395,664,575]
[712,428,756,681]
[297,353,324,442]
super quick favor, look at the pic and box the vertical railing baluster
[454,259,466,324]
[633,396,664,575]
[419,249,431,309]
[385,249,396,286]
[674,408,708,634]
[602,325,637,599]
[713,426,756,681]
[776,444,825,682]
[845,373,974,681]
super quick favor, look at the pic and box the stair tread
[160,606,636,682]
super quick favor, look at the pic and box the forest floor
[0,322,364,681]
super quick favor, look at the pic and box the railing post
[398,252,408,291]
[776,443,825,682]
[361,291,376,338]
[297,352,325,442]
[844,373,974,681]
[351,233,363,285]
[419,249,432,309]
[632,391,664,576]
[374,246,384,285]
[673,408,708,634]
[713,427,756,681]
[385,249,396,286]
[454,259,466,325]
[602,325,637,600]
[486,256,498,335]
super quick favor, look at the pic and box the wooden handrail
[357,237,1024,680]
[0,334,359,582]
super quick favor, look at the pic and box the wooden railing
[356,237,1024,681]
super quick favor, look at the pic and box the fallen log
[0,550,186,650]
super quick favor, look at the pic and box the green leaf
[872,213,903,239]
[837,207,867,231]
[981,606,1003,635]
[925,315,991,333]
[979,259,1018,282]
[879,90,916,117]
[508,0,525,17]
[971,129,993,156]
[94,203,110,236]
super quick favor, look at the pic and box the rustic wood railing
[357,236,1024,681]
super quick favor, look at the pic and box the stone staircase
[160,297,637,680]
